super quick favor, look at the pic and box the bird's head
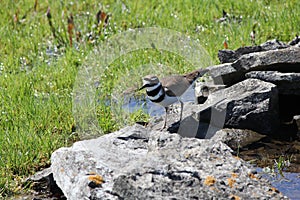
[139,75,160,90]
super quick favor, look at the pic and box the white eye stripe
[142,80,150,85]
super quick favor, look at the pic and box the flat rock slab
[246,71,300,95]
[218,39,290,63]
[209,46,300,86]
[211,128,266,150]
[50,125,288,200]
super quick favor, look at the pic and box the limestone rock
[49,125,287,200]
[209,46,300,86]
[218,39,290,64]
[245,71,300,123]
[245,71,300,95]
[211,129,266,150]
[180,78,279,136]
[26,167,65,199]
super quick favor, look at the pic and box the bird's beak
[139,84,147,90]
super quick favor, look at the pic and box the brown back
[161,75,190,97]
[160,68,208,97]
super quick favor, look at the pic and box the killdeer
[139,68,209,129]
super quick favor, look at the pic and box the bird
[139,68,209,129]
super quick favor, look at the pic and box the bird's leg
[179,100,184,121]
[162,107,168,130]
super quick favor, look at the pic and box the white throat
[146,82,161,92]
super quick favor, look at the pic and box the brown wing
[161,69,208,97]
[161,75,190,97]
[184,68,209,83]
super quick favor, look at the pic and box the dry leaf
[67,14,74,47]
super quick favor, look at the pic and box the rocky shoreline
[26,37,300,199]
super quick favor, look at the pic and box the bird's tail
[184,68,209,84]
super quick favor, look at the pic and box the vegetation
[0,0,299,197]
[262,155,293,178]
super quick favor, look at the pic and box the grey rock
[245,71,300,95]
[169,79,279,137]
[218,39,289,64]
[260,39,289,51]
[207,63,236,85]
[209,46,300,86]
[148,102,222,139]
[28,167,52,182]
[218,46,262,64]
[184,78,280,136]
[24,167,65,199]
[211,129,266,150]
[51,125,152,200]
[178,113,219,139]
[50,125,288,200]
[51,148,116,200]
[245,71,300,124]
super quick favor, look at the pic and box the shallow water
[122,85,196,117]
[257,168,300,200]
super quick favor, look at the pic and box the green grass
[262,155,293,178]
[0,0,299,197]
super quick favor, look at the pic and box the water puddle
[257,168,300,200]
[121,85,196,117]
[238,136,300,200]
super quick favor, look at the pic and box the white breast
[157,94,178,107]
